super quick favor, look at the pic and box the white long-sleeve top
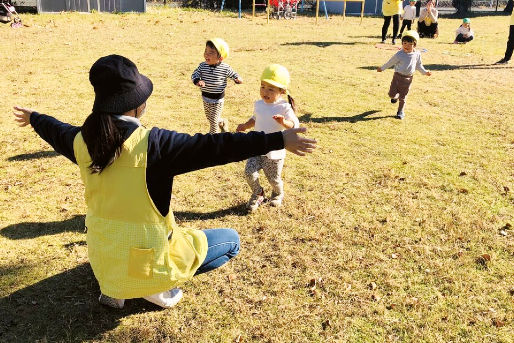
[251,99,299,160]
[455,25,474,38]
[380,49,428,76]
[402,4,416,20]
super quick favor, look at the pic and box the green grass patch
[0,6,513,342]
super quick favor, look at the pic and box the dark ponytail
[81,111,124,174]
[287,94,296,113]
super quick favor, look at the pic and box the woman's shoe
[143,288,183,308]
[98,293,125,309]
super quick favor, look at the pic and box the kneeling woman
[418,0,439,38]
[13,55,316,309]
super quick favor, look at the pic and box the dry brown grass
[0,6,513,342]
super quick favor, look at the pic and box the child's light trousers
[245,156,284,197]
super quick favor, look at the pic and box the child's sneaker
[380,40,386,44]
[269,192,284,207]
[396,111,405,120]
[247,189,265,212]
[390,98,398,104]
[392,39,396,45]
[218,118,229,132]
[143,288,183,308]
[98,293,125,309]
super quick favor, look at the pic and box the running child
[192,38,242,133]
[377,30,431,119]
[454,18,474,44]
[236,64,300,212]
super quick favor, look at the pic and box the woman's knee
[225,229,240,257]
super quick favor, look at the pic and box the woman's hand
[282,127,317,156]
[13,106,34,127]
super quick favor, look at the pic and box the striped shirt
[191,62,240,99]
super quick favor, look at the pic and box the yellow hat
[260,64,290,90]
[403,30,420,43]
[208,38,229,59]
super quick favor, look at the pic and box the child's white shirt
[455,25,474,37]
[252,99,299,160]
[402,5,416,20]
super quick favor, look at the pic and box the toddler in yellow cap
[377,30,431,119]
[191,38,243,133]
[236,64,300,212]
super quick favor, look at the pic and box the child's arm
[226,65,243,84]
[191,64,205,87]
[377,54,399,72]
[416,55,431,76]
[236,118,255,132]
[273,115,295,129]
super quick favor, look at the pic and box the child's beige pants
[388,72,413,112]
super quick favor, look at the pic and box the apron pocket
[128,247,154,279]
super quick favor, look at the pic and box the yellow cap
[208,38,229,59]
[260,64,290,90]
[403,30,419,43]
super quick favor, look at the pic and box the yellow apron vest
[73,127,208,299]
[382,0,402,16]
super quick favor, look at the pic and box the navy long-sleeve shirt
[30,112,284,217]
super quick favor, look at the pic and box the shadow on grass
[0,215,86,240]
[281,41,367,47]
[423,63,514,70]
[358,63,513,71]
[175,203,248,222]
[0,263,164,342]
[299,110,395,123]
[7,150,60,161]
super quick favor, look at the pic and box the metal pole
[239,0,241,17]
[323,0,328,18]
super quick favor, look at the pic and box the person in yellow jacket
[12,55,317,309]
[381,0,403,44]
[495,9,514,64]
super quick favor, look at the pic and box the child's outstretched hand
[377,67,383,72]
[282,127,317,156]
[196,80,205,87]
[236,123,247,132]
[273,114,285,125]
[234,78,243,84]
[13,106,34,127]
[425,71,432,76]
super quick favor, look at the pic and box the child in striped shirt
[191,38,243,133]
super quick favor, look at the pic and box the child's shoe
[396,111,405,120]
[392,39,396,45]
[143,288,183,308]
[98,293,125,309]
[247,189,265,212]
[390,98,398,104]
[218,118,229,132]
[269,192,284,207]
[380,40,386,44]
[495,58,510,65]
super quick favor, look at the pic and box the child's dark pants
[399,19,412,36]
[455,34,473,43]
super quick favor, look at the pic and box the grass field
[0,5,513,342]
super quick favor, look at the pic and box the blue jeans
[194,228,240,275]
